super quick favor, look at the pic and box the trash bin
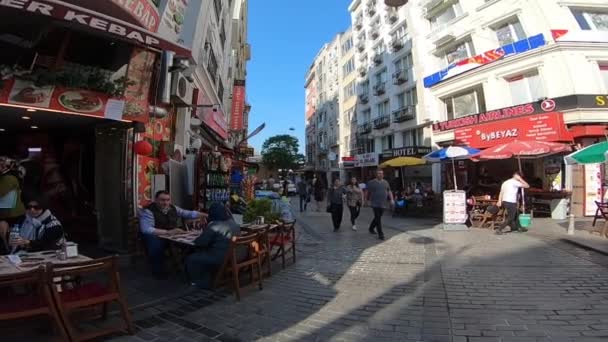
[550,198,568,220]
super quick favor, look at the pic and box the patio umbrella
[564,141,608,165]
[423,146,480,190]
[473,140,571,212]
[380,156,426,190]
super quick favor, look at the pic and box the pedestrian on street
[297,178,309,212]
[496,171,530,234]
[345,177,363,231]
[366,170,394,240]
[313,175,325,212]
[328,178,346,232]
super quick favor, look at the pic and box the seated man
[139,190,206,278]
[186,203,242,289]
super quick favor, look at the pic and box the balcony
[357,123,372,134]
[358,67,367,77]
[372,53,383,65]
[357,42,365,52]
[373,115,390,129]
[355,17,363,30]
[359,54,367,63]
[372,82,386,96]
[358,93,370,104]
[369,27,380,40]
[390,37,405,51]
[366,6,376,17]
[392,69,408,85]
[385,11,398,24]
[392,106,416,123]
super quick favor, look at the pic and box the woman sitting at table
[6,195,65,254]
[186,203,242,290]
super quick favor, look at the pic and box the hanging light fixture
[384,0,408,7]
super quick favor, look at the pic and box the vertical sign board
[443,190,468,230]
[584,163,603,216]
[230,80,246,131]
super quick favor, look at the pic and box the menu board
[443,190,467,224]
[584,163,603,216]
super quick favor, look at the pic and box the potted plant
[243,198,279,224]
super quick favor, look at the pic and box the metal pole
[451,158,457,190]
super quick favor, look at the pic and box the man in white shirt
[497,171,530,234]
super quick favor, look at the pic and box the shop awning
[0,0,192,56]
[379,156,426,168]
[564,141,608,165]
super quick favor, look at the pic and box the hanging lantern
[385,0,408,7]
[134,140,153,156]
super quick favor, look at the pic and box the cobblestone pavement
[102,206,608,341]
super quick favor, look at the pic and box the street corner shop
[432,95,608,218]
[0,1,213,252]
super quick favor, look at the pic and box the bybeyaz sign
[424,34,546,88]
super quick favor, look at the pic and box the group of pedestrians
[326,170,393,241]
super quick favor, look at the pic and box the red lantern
[134,140,153,156]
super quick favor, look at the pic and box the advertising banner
[584,163,603,216]
[230,80,246,131]
[137,155,160,207]
[123,47,157,122]
[355,153,379,167]
[454,112,571,149]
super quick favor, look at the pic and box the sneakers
[352,225,357,231]
[369,228,376,235]
[378,235,385,240]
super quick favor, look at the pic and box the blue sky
[246,0,352,154]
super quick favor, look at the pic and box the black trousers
[369,207,384,237]
[499,201,520,232]
[331,203,343,230]
[299,195,308,211]
[348,205,360,225]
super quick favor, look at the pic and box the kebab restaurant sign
[0,0,191,56]
[454,113,571,149]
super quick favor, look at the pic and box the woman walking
[345,177,363,231]
[313,175,325,212]
[328,178,346,232]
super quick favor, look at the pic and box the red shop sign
[455,112,572,149]
[230,80,245,131]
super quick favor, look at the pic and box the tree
[261,135,304,172]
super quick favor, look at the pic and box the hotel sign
[392,146,432,157]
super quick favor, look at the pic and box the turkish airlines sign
[0,0,191,56]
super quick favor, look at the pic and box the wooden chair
[592,201,608,227]
[213,233,264,301]
[48,256,134,342]
[0,266,69,341]
[269,221,296,269]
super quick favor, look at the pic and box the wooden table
[0,251,91,276]
[159,231,201,246]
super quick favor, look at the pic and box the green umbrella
[564,141,608,165]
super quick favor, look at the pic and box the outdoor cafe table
[0,250,91,276]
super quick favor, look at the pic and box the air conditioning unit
[170,71,193,105]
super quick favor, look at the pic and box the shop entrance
[0,107,131,251]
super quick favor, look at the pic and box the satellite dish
[385,0,408,7]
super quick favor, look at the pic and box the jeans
[499,201,520,232]
[331,203,343,230]
[299,195,308,212]
[185,252,222,289]
[369,207,384,237]
[142,233,168,275]
[348,205,360,225]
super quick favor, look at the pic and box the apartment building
[348,0,433,185]
[337,28,358,180]
[414,0,608,213]
[304,34,343,185]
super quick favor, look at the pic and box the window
[444,86,486,119]
[444,40,475,66]
[362,109,371,122]
[342,38,353,53]
[365,139,375,153]
[374,69,387,85]
[601,64,608,89]
[220,21,226,49]
[218,79,224,102]
[377,100,390,116]
[402,128,424,146]
[494,20,526,46]
[429,2,463,29]
[342,58,355,76]
[374,43,386,55]
[344,81,356,99]
[396,92,406,109]
[394,53,413,71]
[391,25,408,41]
[382,135,394,151]
[572,9,608,31]
[207,46,218,81]
[406,87,417,106]
[507,72,544,105]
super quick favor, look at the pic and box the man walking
[297,177,309,212]
[367,170,394,240]
[497,171,530,234]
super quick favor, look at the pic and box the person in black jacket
[8,195,65,253]
[186,203,242,289]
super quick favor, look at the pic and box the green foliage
[243,198,280,224]
[261,135,302,172]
